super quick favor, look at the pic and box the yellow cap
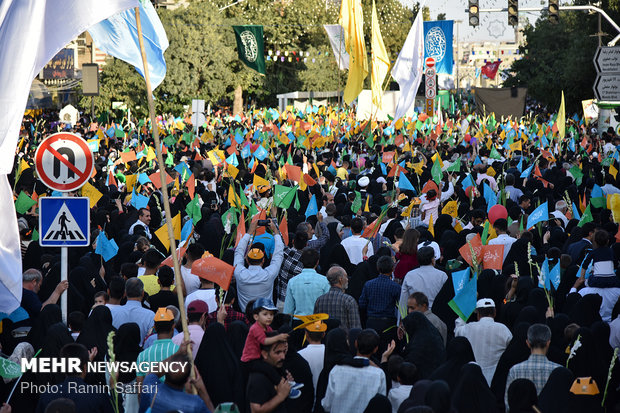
[305,321,327,332]
[154,308,174,322]
[257,185,271,194]
[247,248,265,260]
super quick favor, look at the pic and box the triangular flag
[81,182,103,208]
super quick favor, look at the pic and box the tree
[504,0,620,113]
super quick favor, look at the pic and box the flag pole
[134,6,194,378]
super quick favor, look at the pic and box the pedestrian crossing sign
[39,197,90,247]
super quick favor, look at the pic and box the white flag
[391,9,424,122]
[0,0,138,315]
[324,24,350,71]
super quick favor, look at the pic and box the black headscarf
[568,293,602,327]
[76,305,115,362]
[503,239,533,277]
[428,336,475,390]
[283,326,315,413]
[451,363,497,413]
[424,380,452,413]
[364,394,392,413]
[113,323,141,384]
[37,322,73,385]
[402,312,446,379]
[501,276,536,329]
[515,305,545,326]
[490,322,531,411]
[507,379,539,413]
[26,304,62,351]
[319,222,342,272]
[226,320,249,360]
[195,322,245,409]
[538,367,574,413]
[397,380,433,413]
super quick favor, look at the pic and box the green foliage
[504,0,620,113]
[78,0,420,112]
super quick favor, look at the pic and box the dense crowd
[1,101,620,413]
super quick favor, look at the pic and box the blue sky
[405,0,549,42]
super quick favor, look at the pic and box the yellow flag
[146,147,156,163]
[253,174,269,189]
[171,213,182,240]
[299,173,307,191]
[428,214,434,238]
[412,160,424,175]
[441,200,458,218]
[371,0,389,108]
[610,163,618,179]
[487,166,496,177]
[557,90,566,139]
[364,194,370,212]
[312,163,320,178]
[228,183,240,208]
[227,164,239,179]
[155,225,170,252]
[431,153,444,168]
[509,141,522,152]
[340,0,368,104]
[81,182,103,208]
[125,174,137,192]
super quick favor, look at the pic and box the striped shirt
[136,339,179,377]
[505,354,561,408]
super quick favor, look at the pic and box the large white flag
[0,0,138,315]
[324,24,350,71]
[391,9,424,122]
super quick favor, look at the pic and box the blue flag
[88,0,169,90]
[451,267,470,296]
[138,173,151,185]
[254,145,268,161]
[549,261,561,289]
[449,272,477,321]
[520,164,534,178]
[226,153,239,167]
[423,20,454,74]
[241,144,251,159]
[398,172,415,192]
[572,203,581,220]
[95,232,119,262]
[181,219,193,241]
[526,201,549,229]
[539,257,550,289]
[461,174,474,189]
[516,157,523,173]
[305,194,318,218]
[130,190,149,210]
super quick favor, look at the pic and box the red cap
[187,300,210,314]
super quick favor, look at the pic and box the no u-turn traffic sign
[34,133,94,192]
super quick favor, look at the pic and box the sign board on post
[425,57,436,116]
[191,99,206,132]
[34,133,94,192]
[593,74,620,101]
[39,197,90,247]
[593,46,620,73]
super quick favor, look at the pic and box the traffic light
[508,0,518,27]
[548,0,559,24]
[469,0,479,27]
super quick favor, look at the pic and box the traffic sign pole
[425,57,437,117]
[61,241,68,324]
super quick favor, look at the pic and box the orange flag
[108,171,117,188]
[284,164,302,182]
[361,217,381,239]
[191,256,234,290]
[279,215,289,246]
[481,245,504,270]
[458,234,483,267]
[187,174,195,199]
[235,210,246,247]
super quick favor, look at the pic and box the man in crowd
[21,268,68,319]
[399,246,447,310]
[283,248,330,316]
[129,207,152,239]
[314,266,361,331]
[407,292,447,345]
[488,218,516,263]
[111,278,154,345]
[341,217,373,264]
[181,242,204,296]
[455,298,513,385]
[277,230,308,311]
[234,220,284,312]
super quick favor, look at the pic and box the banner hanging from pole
[423,20,453,75]
[233,25,266,75]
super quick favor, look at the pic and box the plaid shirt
[307,221,329,250]
[359,274,400,318]
[505,354,561,407]
[277,247,303,302]
[314,287,361,330]
[205,305,249,330]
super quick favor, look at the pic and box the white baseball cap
[476,298,495,309]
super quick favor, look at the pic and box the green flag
[294,191,300,211]
[185,196,202,225]
[481,221,489,245]
[15,191,36,214]
[239,188,250,209]
[577,204,593,227]
[489,146,502,160]
[163,135,176,147]
[165,152,174,167]
[351,191,362,213]
[32,228,39,242]
[221,208,238,228]
[249,199,258,217]
[273,185,296,209]
[431,158,442,185]
[232,25,266,75]
[0,357,22,380]
[569,166,584,186]
[447,157,461,172]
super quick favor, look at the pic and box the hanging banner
[423,20,454,75]
[324,24,350,70]
[232,25,266,75]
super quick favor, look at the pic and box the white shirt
[298,344,325,394]
[602,183,620,195]
[379,218,394,237]
[388,384,413,413]
[185,289,218,314]
[550,211,569,227]
[322,358,386,413]
[180,265,201,296]
[399,265,448,310]
[454,317,513,385]
[341,234,374,265]
[129,220,151,239]
[488,233,517,263]
[610,316,620,349]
